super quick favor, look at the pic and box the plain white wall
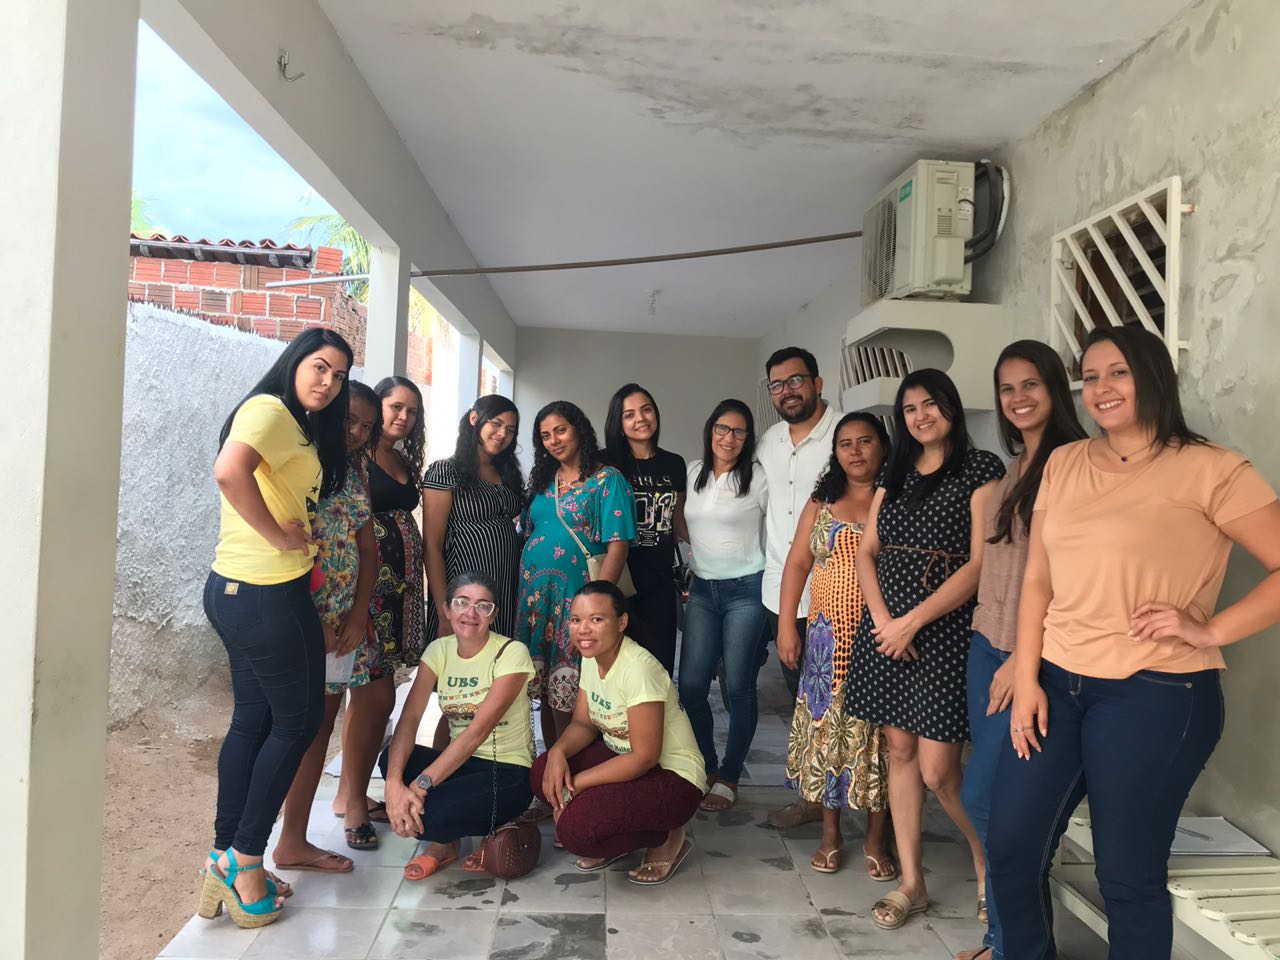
[513,326,761,469]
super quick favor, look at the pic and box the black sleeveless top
[368,459,419,513]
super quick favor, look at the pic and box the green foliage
[131,194,159,235]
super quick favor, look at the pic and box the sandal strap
[706,782,736,800]
[874,890,914,916]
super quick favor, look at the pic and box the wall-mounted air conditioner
[861,159,975,307]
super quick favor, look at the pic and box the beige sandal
[810,846,842,874]
[767,800,823,829]
[864,852,900,882]
[627,839,693,886]
[699,781,737,812]
[871,889,929,930]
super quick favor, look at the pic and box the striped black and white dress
[421,457,523,640]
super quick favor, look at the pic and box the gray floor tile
[242,906,386,960]
[606,914,721,960]
[272,865,405,909]
[603,861,713,915]
[391,869,504,910]
[824,916,954,959]
[489,912,608,960]
[697,834,794,876]
[715,914,839,960]
[158,915,260,959]
[928,917,996,957]
[706,869,817,916]
[367,907,498,959]
[499,865,606,914]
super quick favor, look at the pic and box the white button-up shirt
[682,460,768,581]
[759,402,838,615]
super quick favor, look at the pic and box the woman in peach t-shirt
[987,327,1280,960]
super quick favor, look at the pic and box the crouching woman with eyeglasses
[380,572,536,880]
[532,581,707,884]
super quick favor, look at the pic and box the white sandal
[699,781,737,811]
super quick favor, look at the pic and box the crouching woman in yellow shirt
[533,581,706,884]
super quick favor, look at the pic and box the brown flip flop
[272,850,354,873]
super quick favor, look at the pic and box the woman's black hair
[374,376,426,484]
[346,380,382,461]
[1083,325,1206,449]
[218,327,354,498]
[452,394,523,495]
[882,368,972,506]
[693,399,757,497]
[603,383,661,473]
[526,401,604,505]
[445,570,498,602]
[989,340,1088,544]
[812,412,890,502]
[573,579,627,617]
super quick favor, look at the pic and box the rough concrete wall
[110,304,286,726]
[975,0,1280,849]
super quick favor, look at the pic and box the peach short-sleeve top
[1035,439,1275,678]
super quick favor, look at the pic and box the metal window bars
[1048,176,1193,385]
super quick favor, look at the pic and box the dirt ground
[97,670,348,960]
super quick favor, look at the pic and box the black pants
[627,571,679,674]
[204,570,325,856]
[764,610,807,700]
[380,746,533,842]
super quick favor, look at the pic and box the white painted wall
[976,0,1280,850]
[513,327,761,468]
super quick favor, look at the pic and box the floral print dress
[784,503,887,811]
[311,459,374,694]
[516,466,636,712]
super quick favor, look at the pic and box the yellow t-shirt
[212,394,322,585]
[580,638,707,791]
[421,633,535,768]
[1037,440,1276,678]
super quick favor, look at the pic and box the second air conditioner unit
[861,159,975,307]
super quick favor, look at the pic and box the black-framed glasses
[482,417,517,437]
[449,596,496,616]
[712,423,749,441]
[767,373,814,395]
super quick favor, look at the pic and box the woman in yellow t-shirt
[381,572,535,881]
[198,328,353,929]
[992,326,1280,960]
[533,581,706,885]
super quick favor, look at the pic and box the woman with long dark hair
[778,412,895,877]
[330,375,427,850]
[956,342,1086,960]
[990,326,1280,959]
[198,328,353,927]
[845,369,1004,930]
[675,399,768,812]
[603,383,687,673]
[517,401,636,747]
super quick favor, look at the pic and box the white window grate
[1048,176,1192,385]
[755,377,782,434]
[839,337,907,435]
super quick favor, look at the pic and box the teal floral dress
[516,466,636,711]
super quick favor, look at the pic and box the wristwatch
[415,773,434,794]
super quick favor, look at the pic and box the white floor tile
[367,907,497,959]
[606,914,721,960]
[241,906,385,960]
[158,915,260,959]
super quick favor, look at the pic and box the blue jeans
[960,632,1011,959]
[987,660,1223,960]
[204,570,326,855]
[380,746,532,843]
[677,572,768,785]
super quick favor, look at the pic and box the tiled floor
[161,662,1107,959]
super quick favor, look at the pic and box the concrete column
[365,245,410,379]
[495,364,515,399]
[1,1,138,956]
[457,332,483,412]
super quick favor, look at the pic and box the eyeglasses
[482,417,516,437]
[712,423,749,441]
[766,373,814,395]
[449,596,496,616]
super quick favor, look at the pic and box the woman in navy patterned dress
[846,369,1004,931]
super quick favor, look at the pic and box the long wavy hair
[451,393,523,495]
[812,412,890,502]
[373,376,426,483]
[218,327,354,498]
[526,400,604,505]
[989,340,1088,543]
[693,399,757,498]
[346,379,382,462]
[882,368,972,506]
[603,382,661,474]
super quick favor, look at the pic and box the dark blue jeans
[987,660,1223,960]
[204,570,325,855]
[960,632,1011,959]
[380,746,533,842]
[678,572,768,785]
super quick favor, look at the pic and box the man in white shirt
[757,346,838,827]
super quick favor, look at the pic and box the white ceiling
[318,0,1190,337]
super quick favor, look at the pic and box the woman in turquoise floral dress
[517,401,636,746]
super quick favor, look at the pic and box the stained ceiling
[318,0,1192,337]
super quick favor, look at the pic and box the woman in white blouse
[675,399,769,811]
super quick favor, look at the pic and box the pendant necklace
[1104,436,1149,463]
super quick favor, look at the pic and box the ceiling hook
[277,51,305,82]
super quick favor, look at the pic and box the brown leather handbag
[471,639,541,879]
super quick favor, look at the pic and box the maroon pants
[531,739,703,859]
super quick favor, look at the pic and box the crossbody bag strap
[485,638,518,837]
[553,481,596,562]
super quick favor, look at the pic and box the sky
[131,23,336,243]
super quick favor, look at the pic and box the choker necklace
[1103,436,1150,463]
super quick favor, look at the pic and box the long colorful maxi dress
[785,503,887,811]
[516,466,636,712]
